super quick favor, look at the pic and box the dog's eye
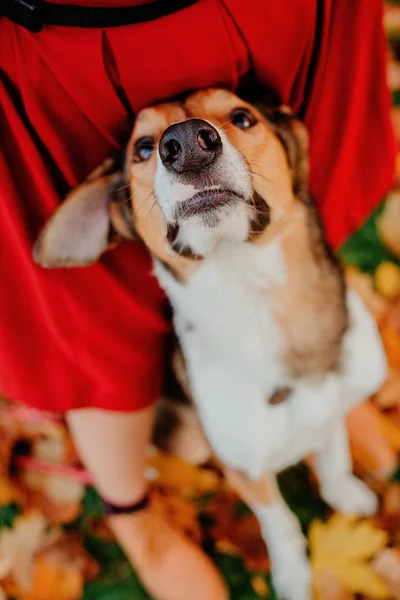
[133,137,154,163]
[230,108,258,130]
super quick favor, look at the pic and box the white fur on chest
[154,241,387,479]
[156,240,286,379]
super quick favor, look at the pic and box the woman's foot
[108,492,228,600]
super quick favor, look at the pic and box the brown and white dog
[34,89,387,600]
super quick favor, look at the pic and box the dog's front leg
[225,468,311,600]
[314,417,378,515]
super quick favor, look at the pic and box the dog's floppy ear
[258,104,309,195]
[33,157,135,269]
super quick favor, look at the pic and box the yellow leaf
[146,448,221,497]
[310,514,390,599]
[0,477,24,507]
[379,413,400,450]
[375,262,400,300]
[251,575,269,598]
[19,556,84,600]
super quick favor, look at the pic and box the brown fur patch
[183,89,348,380]
[270,200,348,379]
[247,191,270,241]
[268,386,293,406]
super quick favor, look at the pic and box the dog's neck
[260,193,348,379]
[159,191,348,382]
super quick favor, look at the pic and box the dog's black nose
[159,119,222,174]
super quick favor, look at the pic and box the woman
[0,1,395,598]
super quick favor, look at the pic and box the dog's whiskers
[249,169,272,184]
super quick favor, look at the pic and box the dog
[34,88,387,600]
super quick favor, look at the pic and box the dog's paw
[322,475,378,516]
[272,553,311,600]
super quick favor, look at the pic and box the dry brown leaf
[0,512,52,590]
[310,514,390,599]
[372,548,400,599]
[37,531,99,581]
[18,471,84,525]
[1,526,98,600]
[383,483,400,517]
[206,491,270,573]
[377,484,400,544]
[154,486,202,543]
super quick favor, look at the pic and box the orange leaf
[347,403,398,480]
[146,448,221,498]
[375,368,400,409]
[19,556,83,600]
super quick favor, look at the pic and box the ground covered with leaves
[1,5,400,600]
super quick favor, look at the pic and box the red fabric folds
[0,0,395,412]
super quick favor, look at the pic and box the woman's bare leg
[67,407,227,600]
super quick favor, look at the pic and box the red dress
[0,0,395,413]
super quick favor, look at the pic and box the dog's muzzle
[159,118,222,174]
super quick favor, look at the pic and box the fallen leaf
[38,531,99,581]
[0,512,51,590]
[251,575,269,598]
[18,556,84,600]
[383,483,400,517]
[154,486,202,543]
[347,402,398,480]
[313,570,353,600]
[0,476,24,507]
[206,491,270,573]
[375,368,400,408]
[0,524,98,600]
[310,514,390,599]
[379,412,400,451]
[18,471,84,525]
[375,483,400,544]
[375,262,400,300]
[372,548,400,599]
[146,448,221,498]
